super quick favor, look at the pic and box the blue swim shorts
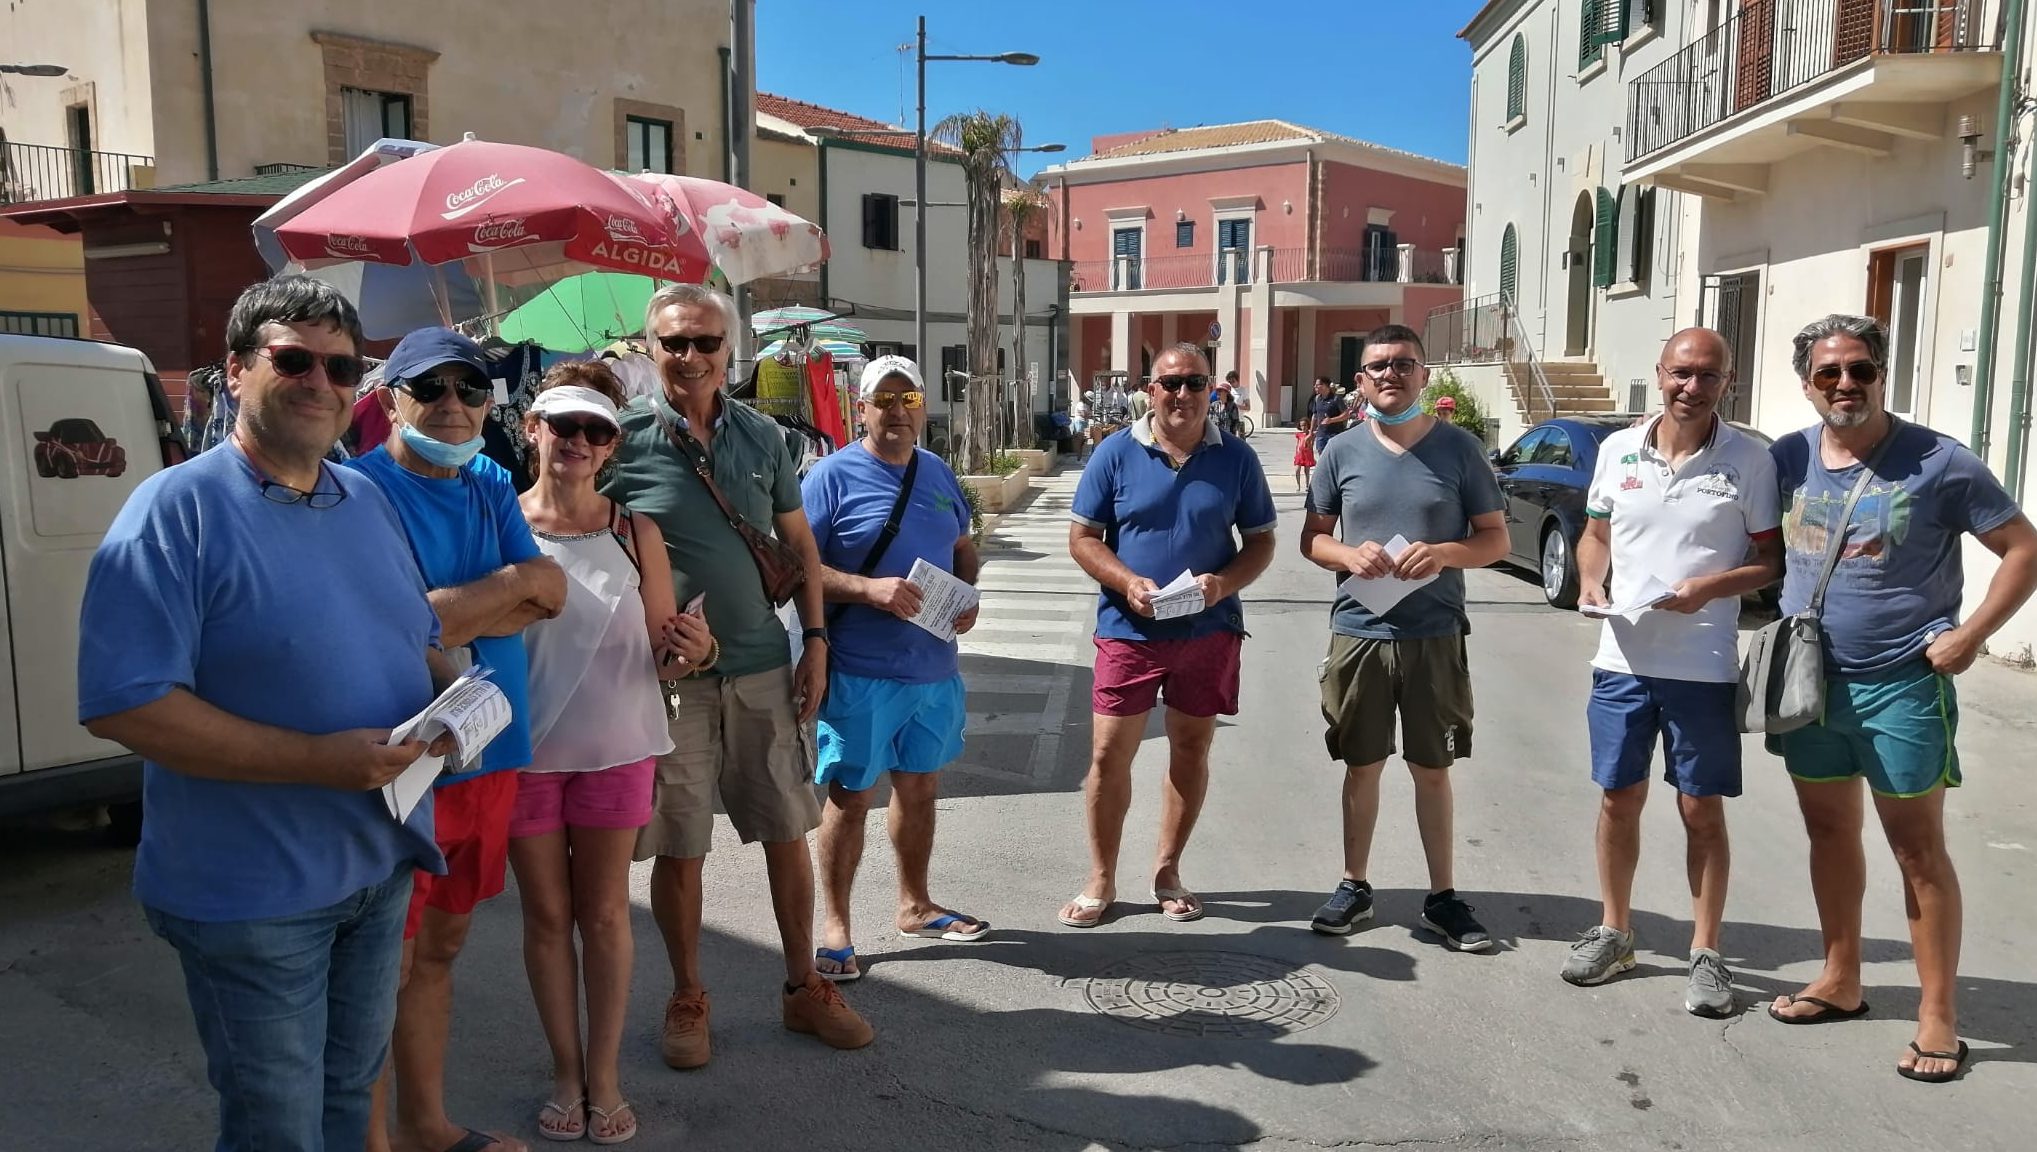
[815,671,967,792]
[1587,669,1742,798]
[1767,660,1960,798]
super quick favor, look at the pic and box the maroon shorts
[1092,631,1244,718]
[405,770,518,939]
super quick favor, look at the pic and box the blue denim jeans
[144,865,411,1152]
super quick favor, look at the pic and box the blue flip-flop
[899,912,990,942]
[815,944,861,982]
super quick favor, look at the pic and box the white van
[0,334,184,837]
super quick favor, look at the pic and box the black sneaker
[1420,889,1493,952]
[1310,879,1375,935]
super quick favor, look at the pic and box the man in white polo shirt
[1561,328,1782,1018]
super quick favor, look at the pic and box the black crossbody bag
[828,451,919,624]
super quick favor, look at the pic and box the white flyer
[380,665,512,823]
[1579,570,1680,620]
[1337,535,1438,618]
[1149,569,1208,621]
[904,558,980,642]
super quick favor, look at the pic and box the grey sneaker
[1685,948,1737,1018]
[1560,925,1637,986]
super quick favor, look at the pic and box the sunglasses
[399,373,493,408]
[1811,361,1880,386]
[1154,374,1210,393]
[1363,357,1423,378]
[257,345,366,389]
[866,390,926,410]
[657,333,726,356]
[541,413,618,446]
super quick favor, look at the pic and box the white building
[756,95,1067,451]
[1457,0,2037,660]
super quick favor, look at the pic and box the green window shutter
[1507,36,1527,121]
[1580,0,1603,70]
[1592,189,1618,289]
[1500,224,1519,304]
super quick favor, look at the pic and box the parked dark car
[34,416,127,479]
[1491,414,1772,608]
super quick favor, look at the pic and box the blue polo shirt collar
[1129,412,1222,451]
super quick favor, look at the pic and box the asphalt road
[4,433,2034,1151]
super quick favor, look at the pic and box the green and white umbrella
[758,337,866,361]
[750,305,865,344]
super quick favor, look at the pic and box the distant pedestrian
[1764,314,2037,1084]
[1293,417,1317,489]
[1300,324,1509,949]
[78,276,454,1152]
[1309,377,1350,455]
[1059,343,1277,927]
[807,356,988,983]
[1561,329,1781,1018]
[512,364,697,1145]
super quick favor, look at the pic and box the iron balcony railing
[1071,246,1455,293]
[1626,0,1998,163]
[1425,293,1557,423]
[0,141,154,205]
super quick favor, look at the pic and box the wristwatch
[801,627,830,645]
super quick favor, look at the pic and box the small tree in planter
[1423,368,1490,442]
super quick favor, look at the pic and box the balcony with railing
[1625,0,2002,194]
[0,141,155,206]
[1072,244,1461,295]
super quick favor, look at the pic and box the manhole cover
[1081,950,1340,1038]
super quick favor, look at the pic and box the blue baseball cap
[382,327,490,389]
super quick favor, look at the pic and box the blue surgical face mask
[1367,401,1424,426]
[396,422,486,469]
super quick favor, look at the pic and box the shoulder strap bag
[1737,425,1897,734]
[652,406,806,607]
[827,450,919,625]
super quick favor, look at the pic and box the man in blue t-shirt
[804,357,986,980]
[349,327,563,1152]
[1300,325,1510,951]
[79,277,456,1152]
[1060,343,1278,929]
[1763,314,2037,1085]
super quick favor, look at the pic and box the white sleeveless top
[522,507,675,773]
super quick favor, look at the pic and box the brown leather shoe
[660,989,711,1069]
[782,972,874,1049]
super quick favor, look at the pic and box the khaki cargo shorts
[634,665,820,860]
[1319,632,1474,769]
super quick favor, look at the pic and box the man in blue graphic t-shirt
[79,277,455,1152]
[1764,314,2037,1085]
[349,327,564,1152]
[805,357,987,980]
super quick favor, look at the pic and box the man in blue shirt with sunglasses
[351,327,564,1152]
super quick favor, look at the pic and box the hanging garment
[804,348,844,448]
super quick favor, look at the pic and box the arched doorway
[1565,192,1594,357]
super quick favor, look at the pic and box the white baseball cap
[858,355,926,400]
[529,384,620,429]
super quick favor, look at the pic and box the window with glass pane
[1217,218,1251,284]
[343,89,411,155]
[627,115,675,174]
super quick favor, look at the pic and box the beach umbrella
[629,173,828,285]
[498,271,658,351]
[750,305,865,343]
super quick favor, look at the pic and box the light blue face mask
[1367,401,1424,426]
[396,422,486,469]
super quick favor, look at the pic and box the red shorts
[508,758,658,838]
[1092,631,1244,719]
[405,770,518,939]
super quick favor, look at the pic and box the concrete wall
[1317,160,1464,256]
[0,0,157,161]
[751,134,819,225]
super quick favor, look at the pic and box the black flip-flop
[1897,1040,1970,1083]
[1767,993,1870,1024]
[440,1129,503,1152]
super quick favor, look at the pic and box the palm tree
[931,109,1022,474]
[1004,179,1050,448]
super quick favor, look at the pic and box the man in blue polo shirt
[1060,343,1277,928]
[806,356,987,982]
[350,327,563,1152]
[79,277,455,1152]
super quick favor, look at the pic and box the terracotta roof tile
[1074,119,1461,174]
[756,93,961,156]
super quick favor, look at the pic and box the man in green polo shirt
[604,283,873,1068]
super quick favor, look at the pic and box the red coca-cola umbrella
[274,136,712,300]
[628,173,828,286]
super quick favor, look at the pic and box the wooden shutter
[1581,0,1603,69]
[1592,189,1618,288]
[1499,224,1519,303]
[1507,36,1527,121]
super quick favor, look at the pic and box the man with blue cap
[352,327,564,1152]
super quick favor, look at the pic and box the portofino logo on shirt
[1693,465,1742,500]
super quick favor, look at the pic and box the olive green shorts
[1319,632,1474,768]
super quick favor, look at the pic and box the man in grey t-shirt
[1299,324,1509,949]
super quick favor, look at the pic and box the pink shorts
[509,758,658,838]
[1092,631,1244,719]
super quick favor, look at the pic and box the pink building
[1040,120,1467,424]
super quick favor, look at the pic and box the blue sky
[755,1,1484,176]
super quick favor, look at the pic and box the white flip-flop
[1057,894,1109,928]
[1152,887,1205,923]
